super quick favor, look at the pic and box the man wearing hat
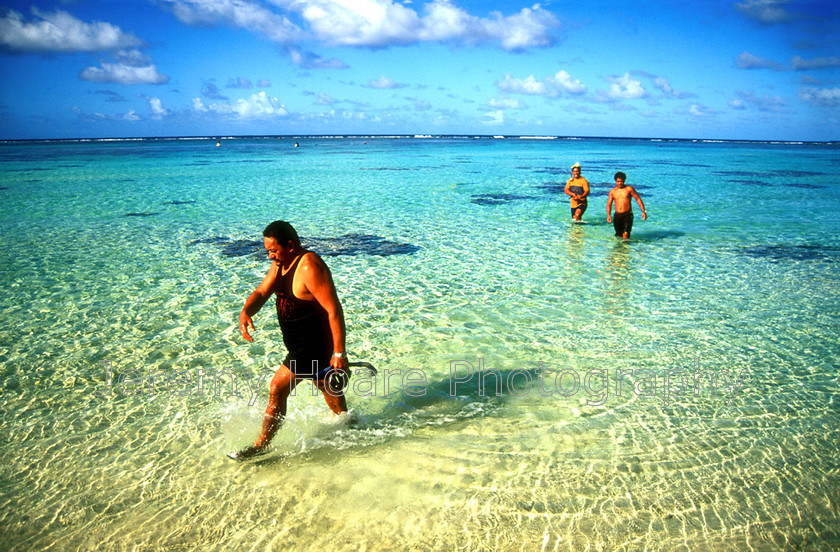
[564,162,590,221]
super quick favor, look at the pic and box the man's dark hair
[614,171,627,181]
[263,220,301,247]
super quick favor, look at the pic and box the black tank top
[272,252,333,373]
[274,253,322,323]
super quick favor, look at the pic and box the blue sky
[0,0,838,140]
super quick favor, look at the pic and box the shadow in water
[470,192,541,205]
[739,244,840,263]
[190,233,420,259]
[245,364,552,467]
[629,230,686,241]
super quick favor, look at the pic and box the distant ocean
[1,136,838,551]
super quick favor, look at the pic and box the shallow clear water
[1,136,839,550]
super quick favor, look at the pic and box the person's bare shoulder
[298,251,330,278]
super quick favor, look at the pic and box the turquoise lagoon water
[0,136,838,550]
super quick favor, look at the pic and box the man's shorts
[613,211,634,236]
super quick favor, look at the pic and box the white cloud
[496,70,585,98]
[482,109,505,125]
[295,0,421,47]
[497,74,550,96]
[232,91,289,118]
[317,92,338,105]
[606,73,647,100]
[734,0,791,24]
[165,0,303,43]
[799,87,840,107]
[546,71,586,95]
[654,77,673,95]
[416,0,474,42]
[791,55,840,71]
[630,71,695,100]
[367,75,403,89]
[72,105,145,123]
[148,97,168,118]
[729,99,747,110]
[735,51,785,70]
[196,91,289,119]
[488,97,526,109]
[0,8,141,53]
[170,0,560,51]
[687,103,716,117]
[477,4,560,50]
[80,51,169,85]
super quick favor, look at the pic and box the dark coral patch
[190,233,420,258]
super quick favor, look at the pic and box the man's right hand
[239,312,256,342]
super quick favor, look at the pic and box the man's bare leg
[256,364,298,446]
[228,364,297,460]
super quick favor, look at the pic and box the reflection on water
[603,240,632,315]
[565,223,586,266]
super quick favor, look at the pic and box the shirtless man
[606,171,647,239]
[229,220,349,460]
[564,162,590,221]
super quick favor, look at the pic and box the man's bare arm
[631,188,647,220]
[300,254,348,371]
[239,263,278,342]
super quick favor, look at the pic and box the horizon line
[2,134,838,146]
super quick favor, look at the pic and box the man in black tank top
[229,220,349,460]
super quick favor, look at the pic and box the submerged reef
[190,233,420,258]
